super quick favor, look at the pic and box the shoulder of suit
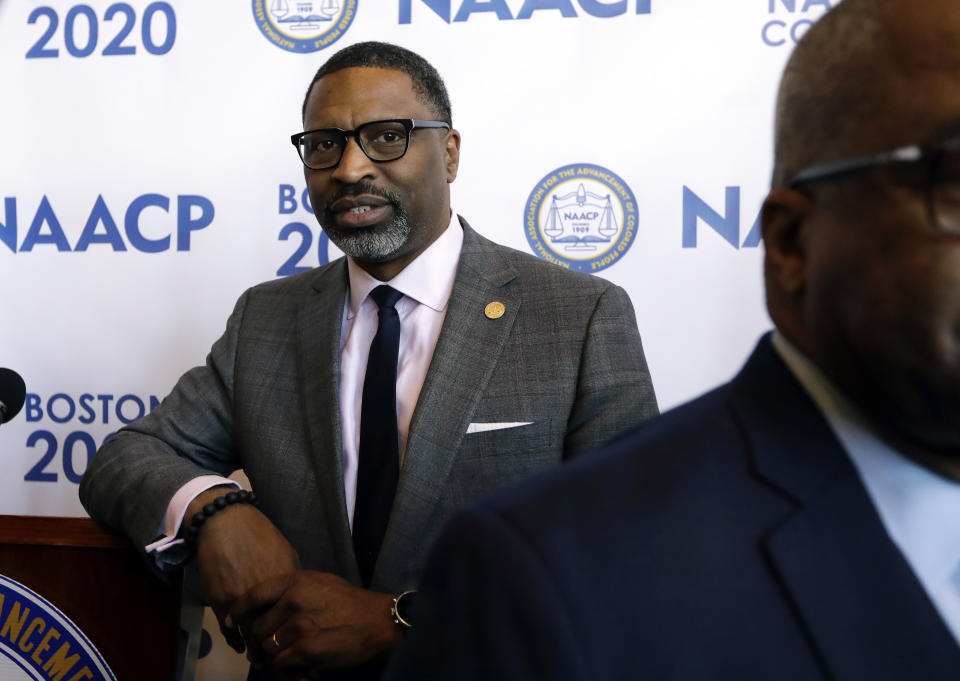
[463,224,620,294]
[237,257,346,299]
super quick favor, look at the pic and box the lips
[329,194,394,229]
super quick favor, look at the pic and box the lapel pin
[484,302,506,319]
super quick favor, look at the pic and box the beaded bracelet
[182,489,258,548]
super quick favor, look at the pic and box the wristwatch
[391,590,417,630]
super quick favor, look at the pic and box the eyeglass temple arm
[789,145,923,187]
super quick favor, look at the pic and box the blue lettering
[578,0,626,18]
[767,0,831,14]
[401,0,649,22]
[769,0,795,11]
[103,3,137,56]
[78,394,97,425]
[517,0,577,19]
[141,1,177,55]
[279,184,297,214]
[25,394,42,422]
[75,195,127,251]
[64,5,98,58]
[21,393,159,425]
[742,212,762,249]
[454,0,513,20]
[682,186,740,249]
[399,0,450,23]
[21,196,71,252]
[62,431,95,484]
[96,394,113,423]
[116,394,145,424]
[176,194,215,251]
[762,18,816,46]
[0,198,16,253]
[125,193,170,252]
[2,194,214,253]
[762,19,786,46]
[24,431,58,483]
[47,394,76,424]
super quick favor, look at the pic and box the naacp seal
[0,575,115,680]
[252,0,357,53]
[524,163,638,272]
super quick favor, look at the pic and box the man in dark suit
[79,42,657,678]
[384,2,960,679]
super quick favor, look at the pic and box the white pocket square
[466,421,534,434]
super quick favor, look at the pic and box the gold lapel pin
[484,302,506,319]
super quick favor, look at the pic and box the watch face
[395,591,417,629]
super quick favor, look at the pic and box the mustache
[324,182,401,210]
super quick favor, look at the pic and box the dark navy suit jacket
[384,335,960,681]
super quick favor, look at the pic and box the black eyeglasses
[291,118,450,170]
[787,134,960,234]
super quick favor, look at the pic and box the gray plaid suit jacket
[79,218,658,592]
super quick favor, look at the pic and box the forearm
[80,292,249,544]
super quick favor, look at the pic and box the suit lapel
[296,260,360,582]
[732,338,960,680]
[373,220,520,588]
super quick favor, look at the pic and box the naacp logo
[0,575,115,680]
[252,0,357,53]
[525,163,638,272]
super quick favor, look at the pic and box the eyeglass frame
[290,118,451,170]
[786,135,960,234]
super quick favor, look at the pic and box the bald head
[771,0,960,188]
[772,0,890,187]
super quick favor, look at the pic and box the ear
[443,129,461,183]
[761,188,813,296]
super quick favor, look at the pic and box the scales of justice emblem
[270,0,340,28]
[542,183,620,252]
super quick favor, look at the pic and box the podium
[0,515,183,681]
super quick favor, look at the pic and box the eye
[361,122,408,149]
[373,130,403,144]
[302,133,341,156]
[313,138,338,152]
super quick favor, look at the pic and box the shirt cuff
[145,476,241,567]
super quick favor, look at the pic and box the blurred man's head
[761,0,960,459]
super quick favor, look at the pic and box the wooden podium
[0,515,184,681]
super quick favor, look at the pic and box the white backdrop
[0,0,833,675]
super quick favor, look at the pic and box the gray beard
[321,210,411,262]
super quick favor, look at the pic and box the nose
[330,136,376,184]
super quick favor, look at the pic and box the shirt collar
[771,331,960,585]
[346,211,463,319]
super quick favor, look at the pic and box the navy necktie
[353,285,404,587]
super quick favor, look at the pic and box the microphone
[0,369,26,426]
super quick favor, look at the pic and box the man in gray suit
[80,41,657,678]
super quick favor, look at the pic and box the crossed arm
[184,487,402,677]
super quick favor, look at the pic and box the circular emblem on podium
[0,575,115,680]
[524,163,639,273]
[252,0,358,53]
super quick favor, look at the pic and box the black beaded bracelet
[182,489,258,548]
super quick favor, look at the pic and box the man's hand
[186,487,300,652]
[227,571,403,674]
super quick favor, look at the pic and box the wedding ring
[271,633,281,651]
